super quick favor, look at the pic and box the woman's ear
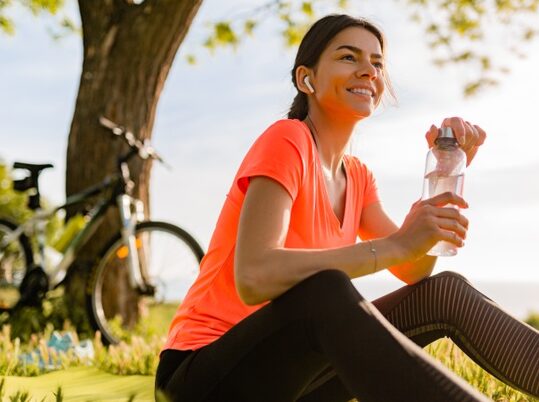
[296,66,314,95]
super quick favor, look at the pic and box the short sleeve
[236,120,308,201]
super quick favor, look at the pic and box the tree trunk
[64,0,203,332]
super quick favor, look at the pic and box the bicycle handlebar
[98,116,169,167]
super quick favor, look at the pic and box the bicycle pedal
[18,266,49,307]
[138,283,156,296]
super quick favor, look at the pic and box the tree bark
[64,0,203,331]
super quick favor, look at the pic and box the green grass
[1,367,153,401]
[1,310,538,401]
[424,338,538,402]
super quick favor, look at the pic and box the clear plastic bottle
[421,127,466,256]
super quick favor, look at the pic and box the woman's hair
[287,14,394,120]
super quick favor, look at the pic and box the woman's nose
[355,60,378,80]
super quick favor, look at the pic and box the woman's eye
[373,62,384,70]
[341,54,356,61]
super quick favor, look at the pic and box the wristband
[367,240,377,274]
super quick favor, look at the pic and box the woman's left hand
[426,117,487,167]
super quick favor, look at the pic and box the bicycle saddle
[13,161,54,173]
[12,162,53,210]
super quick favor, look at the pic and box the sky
[1,1,538,315]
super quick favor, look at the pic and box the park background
[1,0,538,322]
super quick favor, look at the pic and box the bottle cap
[438,127,455,139]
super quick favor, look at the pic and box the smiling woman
[154,14,539,402]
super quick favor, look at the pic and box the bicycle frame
[1,172,147,292]
[1,117,165,303]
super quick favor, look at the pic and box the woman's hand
[388,192,469,262]
[426,117,487,167]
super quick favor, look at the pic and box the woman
[156,14,539,402]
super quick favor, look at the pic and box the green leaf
[0,15,14,35]
[203,36,216,51]
[480,56,490,71]
[301,2,313,17]
[185,54,196,65]
[214,21,238,45]
[523,28,536,41]
[282,23,309,47]
[26,0,64,15]
[244,19,256,36]
[453,50,473,62]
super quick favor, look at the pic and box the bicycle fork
[117,194,147,292]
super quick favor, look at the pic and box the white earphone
[303,76,315,94]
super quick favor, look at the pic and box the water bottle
[421,127,466,256]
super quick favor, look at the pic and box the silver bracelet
[367,240,377,273]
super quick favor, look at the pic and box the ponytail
[287,92,308,120]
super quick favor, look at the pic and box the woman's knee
[430,270,472,286]
[283,269,364,310]
[303,269,359,296]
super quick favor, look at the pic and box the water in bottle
[421,127,466,256]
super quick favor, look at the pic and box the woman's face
[310,26,385,120]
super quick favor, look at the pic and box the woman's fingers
[433,206,469,228]
[473,124,487,146]
[435,216,468,240]
[420,191,468,209]
[439,229,465,247]
[442,116,466,143]
[425,124,438,148]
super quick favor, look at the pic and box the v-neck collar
[300,120,350,232]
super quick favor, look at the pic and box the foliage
[93,332,162,376]
[2,286,93,343]
[187,0,539,97]
[0,163,33,225]
[2,0,539,94]
[0,162,63,242]
[0,0,64,35]
[525,311,539,329]
[189,0,327,63]
[0,323,90,377]
[405,0,539,95]
[0,162,92,340]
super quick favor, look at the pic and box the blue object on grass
[19,331,94,370]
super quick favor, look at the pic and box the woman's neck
[304,110,358,179]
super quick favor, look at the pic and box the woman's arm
[359,201,437,285]
[234,176,406,306]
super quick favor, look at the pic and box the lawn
[1,310,538,401]
[1,367,153,401]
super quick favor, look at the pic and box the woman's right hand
[388,192,469,262]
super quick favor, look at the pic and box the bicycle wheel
[0,219,33,310]
[87,221,204,345]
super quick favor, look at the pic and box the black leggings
[155,270,539,402]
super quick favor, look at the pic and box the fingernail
[460,136,466,145]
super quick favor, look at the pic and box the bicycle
[0,116,205,345]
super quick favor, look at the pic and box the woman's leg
[157,269,489,402]
[298,270,539,401]
[376,270,539,398]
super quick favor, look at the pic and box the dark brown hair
[287,14,394,120]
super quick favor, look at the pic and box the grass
[0,367,153,401]
[424,338,538,402]
[0,311,538,401]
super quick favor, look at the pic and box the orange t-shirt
[161,118,380,352]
